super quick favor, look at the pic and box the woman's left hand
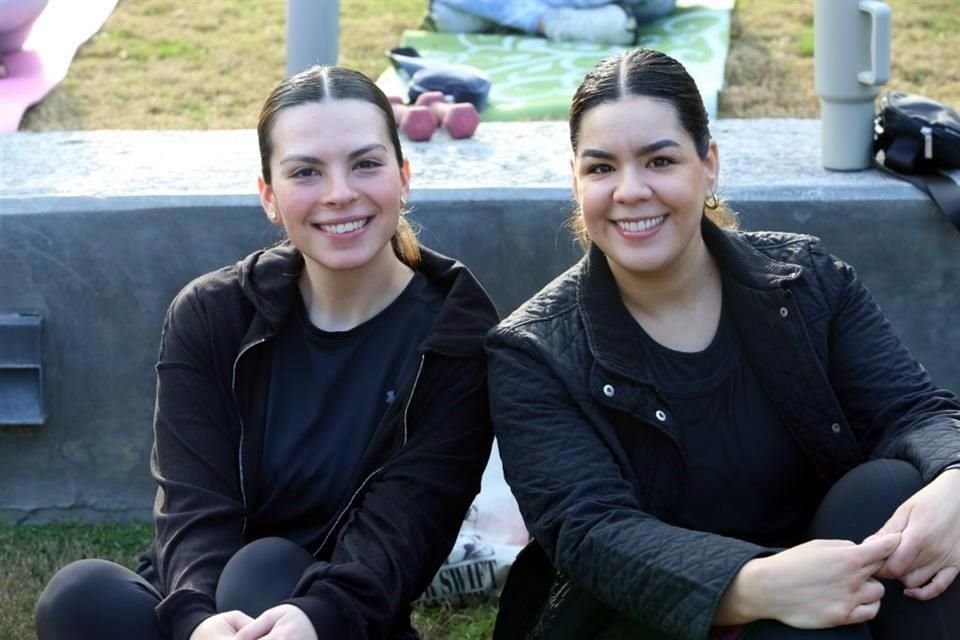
[871,468,960,600]
[233,604,318,640]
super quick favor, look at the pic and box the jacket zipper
[231,337,268,534]
[313,352,426,557]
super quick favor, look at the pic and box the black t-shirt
[632,296,819,546]
[257,272,443,547]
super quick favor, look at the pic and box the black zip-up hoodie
[140,242,499,640]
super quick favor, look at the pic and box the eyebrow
[580,139,681,160]
[278,143,388,165]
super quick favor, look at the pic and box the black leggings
[592,459,960,639]
[34,536,315,640]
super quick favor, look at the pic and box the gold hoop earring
[704,192,719,210]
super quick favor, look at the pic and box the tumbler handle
[857,0,890,85]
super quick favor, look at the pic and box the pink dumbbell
[391,104,437,142]
[414,91,446,108]
[429,102,480,139]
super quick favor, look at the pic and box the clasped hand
[869,467,960,601]
[720,469,960,629]
[190,604,318,640]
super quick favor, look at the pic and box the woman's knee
[216,537,315,616]
[36,559,161,640]
[811,459,923,541]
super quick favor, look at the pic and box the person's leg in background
[0,0,50,77]
[430,0,641,45]
[35,559,164,640]
[429,0,544,35]
[621,0,677,25]
[809,458,960,640]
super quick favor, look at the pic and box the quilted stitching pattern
[488,228,960,639]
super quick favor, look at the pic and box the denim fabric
[430,0,676,34]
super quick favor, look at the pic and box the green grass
[0,523,153,640]
[1,522,495,640]
[721,0,959,117]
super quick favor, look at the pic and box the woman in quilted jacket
[487,48,960,639]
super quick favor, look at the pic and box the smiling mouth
[316,218,371,234]
[616,215,666,233]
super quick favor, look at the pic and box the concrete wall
[1,121,957,523]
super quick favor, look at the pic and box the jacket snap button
[779,307,789,318]
[655,410,667,422]
[602,384,615,397]
[831,423,841,433]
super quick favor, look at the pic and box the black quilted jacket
[486,219,960,639]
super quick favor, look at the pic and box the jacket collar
[236,241,498,357]
[700,217,803,291]
[578,216,803,378]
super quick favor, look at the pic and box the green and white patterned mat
[378,0,735,121]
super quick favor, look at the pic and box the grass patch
[795,25,814,58]
[1,522,495,640]
[0,522,152,640]
[721,0,959,117]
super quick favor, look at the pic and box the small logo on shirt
[385,390,397,405]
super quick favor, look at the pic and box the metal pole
[286,0,340,77]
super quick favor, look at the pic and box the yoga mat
[0,0,118,133]
[378,0,735,122]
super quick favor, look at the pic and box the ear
[570,156,580,203]
[258,176,282,225]
[400,159,411,202]
[703,139,720,196]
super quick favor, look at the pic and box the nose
[322,169,358,207]
[614,165,653,204]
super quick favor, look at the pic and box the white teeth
[319,219,367,234]
[618,215,665,233]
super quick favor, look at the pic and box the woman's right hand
[717,533,900,628]
[189,611,254,640]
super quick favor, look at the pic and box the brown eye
[588,164,613,174]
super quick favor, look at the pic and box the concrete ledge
[1,120,958,523]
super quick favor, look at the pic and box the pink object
[413,91,444,108]
[429,102,479,139]
[0,0,119,133]
[390,102,405,124]
[398,105,436,141]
